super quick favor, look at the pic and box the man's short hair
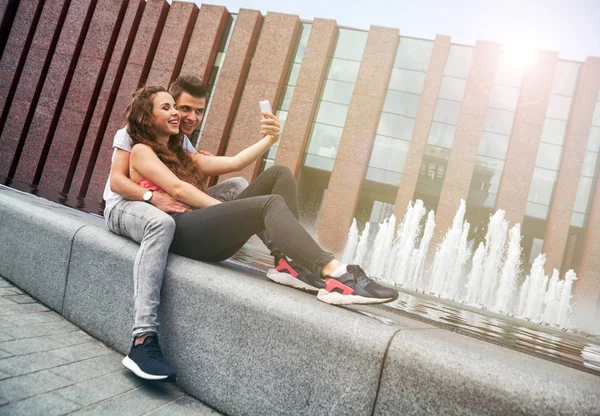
[169,75,207,100]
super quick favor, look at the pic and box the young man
[104,75,247,381]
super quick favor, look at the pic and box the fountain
[342,199,580,329]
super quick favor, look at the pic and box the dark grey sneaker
[317,265,399,305]
[266,255,325,293]
[122,334,176,381]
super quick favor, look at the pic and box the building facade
[0,0,599,310]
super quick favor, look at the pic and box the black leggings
[170,165,335,275]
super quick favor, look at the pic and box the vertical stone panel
[0,0,43,116]
[69,0,145,197]
[544,58,600,273]
[145,1,198,87]
[83,0,169,201]
[179,4,228,83]
[0,0,19,61]
[434,41,501,239]
[393,35,451,220]
[221,12,301,182]
[39,0,128,191]
[198,9,262,156]
[0,0,67,178]
[316,26,399,253]
[495,51,558,224]
[274,18,337,176]
[13,0,96,184]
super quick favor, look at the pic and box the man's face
[175,91,206,137]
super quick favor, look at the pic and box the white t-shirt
[103,127,196,216]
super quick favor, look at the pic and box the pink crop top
[138,178,164,193]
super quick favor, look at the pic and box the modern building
[0,0,599,311]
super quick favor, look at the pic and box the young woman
[127,86,398,306]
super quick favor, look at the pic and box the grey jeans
[105,177,248,338]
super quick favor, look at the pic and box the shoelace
[143,339,165,360]
[348,265,371,286]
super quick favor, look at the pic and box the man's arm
[110,149,191,213]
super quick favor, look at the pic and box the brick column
[39,0,129,191]
[316,26,399,253]
[544,57,600,273]
[0,0,43,116]
[393,35,451,220]
[13,0,96,184]
[198,9,262,157]
[145,0,198,87]
[434,41,501,238]
[83,0,170,201]
[222,12,301,182]
[69,0,145,198]
[180,4,228,83]
[495,51,558,225]
[0,0,67,178]
[273,19,337,176]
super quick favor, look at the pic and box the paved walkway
[0,276,221,415]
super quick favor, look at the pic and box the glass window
[287,63,301,87]
[314,101,349,127]
[293,23,312,63]
[571,211,585,228]
[383,90,421,118]
[483,107,515,135]
[528,167,557,205]
[540,118,567,145]
[588,126,600,152]
[551,61,580,96]
[467,189,497,208]
[394,37,434,71]
[322,79,354,105]
[478,131,509,160]
[488,85,520,111]
[472,156,504,194]
[334,28,368,62]
[306,123,344,158]
[366,167,403,186]
[526,201,549,219]
[368,135,410,172]
[582,151,598,177]
[433,99,461,125]
[493,50,525,87]
[438,76,467,101]
[427,122,456,148]
[592,104,600,127]
[444,45,473,79]
[546,95,572,120]
[388,68,426,94]
[535,142,562,170]
[304,154,335,171]
[277,110,288,132]
[280,86,294,111]
[328,58,361,83]
[377,113,416,140]
[573,176,593,213]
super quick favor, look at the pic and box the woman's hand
[260,112,280,142]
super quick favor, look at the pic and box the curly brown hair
[124,86,206,191]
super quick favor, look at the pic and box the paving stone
[0,319,12,329]
[148,396,221,416]
[0,350,69,377]
[0,303,49,316]
[0,311,63,327]
[0,391,81,416]
[70,383,183,416]
[4,295,37,304]
[0,370,10,381]
[0,280,12,288]
[0,288,17,296]
[0,349,12,359]
[2,320,80,339]
[0,332,14,342]
[47,330,95,347]
[54,370,143,407]
[0,297,16,306]
[5,287,24,295]
[0,368,73,402]
[49,352,124,383]
[51,341,111,363]
[0,336,65,356]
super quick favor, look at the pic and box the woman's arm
[130,144,221,208]
[192,112,280,176]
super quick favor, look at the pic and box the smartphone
[259,100,272,119]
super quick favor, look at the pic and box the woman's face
[152,91,180,137]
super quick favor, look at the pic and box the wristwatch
[143,190,154,203]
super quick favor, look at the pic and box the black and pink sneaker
[317,265,399,305]
[266,255,325,293]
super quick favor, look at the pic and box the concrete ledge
[1,186,599,415]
